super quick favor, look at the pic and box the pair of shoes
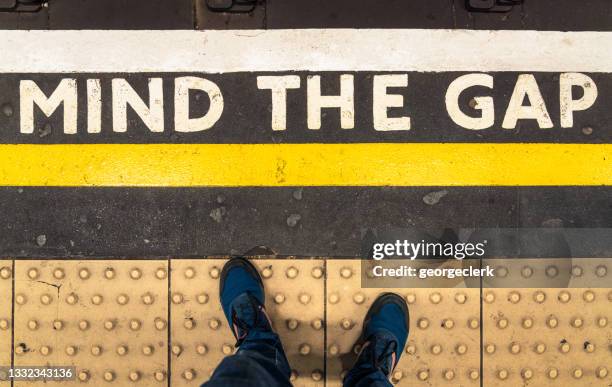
[219,257,409,377]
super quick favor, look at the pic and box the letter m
[20,79,77,134]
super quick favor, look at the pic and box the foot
[354,293,409,377]
[219,257,272,347]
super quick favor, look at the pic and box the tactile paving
[0,260,12,386]
[170,258,325,386]
[1,257,610,386]
[325,260,481,386]
[13,260,169,385]
[482,259,611,386]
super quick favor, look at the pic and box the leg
[343,293,409,387]
[201,257,292,387]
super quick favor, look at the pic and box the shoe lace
[369,335,398,375]
[230,292,262,347]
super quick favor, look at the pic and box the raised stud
[468,318,479,329]
[521,266,533,278]
[0,267,11,279]
[430,344,442,355]
[116,294,129,305]
[209,318,221,330]
[104,268,115,279]
[522,317,534,329]
[353,292,366,304]
[196,292,209,304]
[443,369,455,380]
[299,343,311,355]
[497,317,509,329]
[509,342,521,354]
[40,345,51,356]
[154,317,167,330]
[559,341,571,353]
[129,319,141,331]
[184,318,196,330]
[78,371,89,381]
[571,265,583,277]
[65,345,77,356]
[299,293,311,304]
[582,290,595,302]
[274,293,286,304]
[142,292,154,305]
[116,345,128,356]
[572,368,583,379]
[547,368,559,379]
[261,267,273,279]
[103,371,115,382]
[78,268,90,279]
[286,319,299,331]
[142,345,154,356]
[182,369,196,381]
[91,294,103,305]
[521,368,533,380]
[429,292,442,304]
[91,345,102,356]
[597,316,608,328]
[129,268,142,279]
[584,342,595,353]
[547,315,559,328]
[595,265,607,277]
[455,344,467,355]
[340,267,353,278]
[104,319,116,330]
[534,343,546,354]
[184,267,196,279]
[558,290,571,303]
[154,371,166,381]
[311,370,323,381]
[27,268,39,279]
[533,290,546,303]
[468,369,479,380]
[129,371,141,382]
[508,291,521,303]
[571,316,583,328]
[171,344,182,356]
[171,293,184,304]
[497,369,509,380]
[417,369,429,381]
[545,265,558,277]
[27,319,38,330]
[454,292,467,304]
[484,343,496,354]
[66,293,78,305]
[0,319,9,330]
[596,367,608,379]
[222,344,233,355]
[53,319,64,330]
[329,293,340,304]
[311,318,323,330]
[442,319,454,329]
[405,293,416,304]
[483,292,495,303]
[328,343,339,356]
[155,267,167,279]
[417,318,429,329]
[53,268,65,279]
[196,344,207,355]
[40,294,52,305]
[340,318,353,330]
[311,267,324,279]
[209,266,220,279]
[286,266,299,279]
[15,293,27,305]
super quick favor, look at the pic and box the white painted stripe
[1,29,611,73]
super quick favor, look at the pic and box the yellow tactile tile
[13,260,169,385]
[170,258,325,387]
[325,260,481,386]
[482,260,611,386]
[0,260,12,386]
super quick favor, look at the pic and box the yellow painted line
[0,143,610,186]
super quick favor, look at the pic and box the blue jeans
[202,331,391,387]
